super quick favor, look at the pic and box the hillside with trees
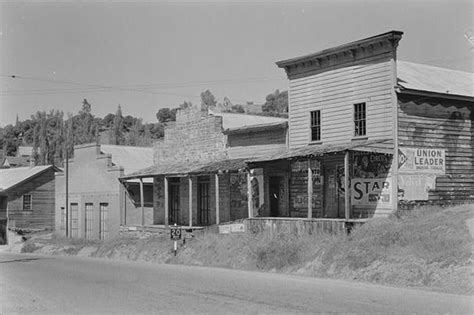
[1,89,288,166]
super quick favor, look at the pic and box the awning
[248,139,394,164]
[120,158,251,180]
[189,158,249,175]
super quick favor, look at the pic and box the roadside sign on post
[170,225,181,240]
[170,224,181,256]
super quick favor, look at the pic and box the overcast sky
[1,0,473,127]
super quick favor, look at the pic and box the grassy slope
[22,204,473,294]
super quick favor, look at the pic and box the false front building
[249,30,473,219]
[121,106,288,227]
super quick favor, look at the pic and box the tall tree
[262,89,288,113]
[200,89,217,110]
[109,105,125,145]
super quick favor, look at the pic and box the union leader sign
[351,178,392,206]
[399,148,445,174]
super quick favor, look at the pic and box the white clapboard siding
[288,55,394,148]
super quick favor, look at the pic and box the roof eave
[276,30,403,69]
[397,87,474,103]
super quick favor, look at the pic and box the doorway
[323,164,345,218]
[198,177,210,225]
[269,176,284,217]
[168,179,180,225]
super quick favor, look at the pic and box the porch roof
[189,158,249,175]
[248,139,394,164]
[121,158,251,180]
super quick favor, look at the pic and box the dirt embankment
[11,204,474,295]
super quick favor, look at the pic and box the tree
[156,108,176,123]
[109,105,125,145]
[262,89,288,113]
[200,89,217,110]
[231,104,245,113]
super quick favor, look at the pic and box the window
[310,110,321,141]
[23,195,32,211]
[354,102,366,137]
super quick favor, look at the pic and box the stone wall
[154,106,228,164]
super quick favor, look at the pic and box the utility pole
[65,149,69,237]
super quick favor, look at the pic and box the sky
[0,0,473,127]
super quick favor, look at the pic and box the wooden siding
[398,95,474,202]
[7,170,56,229]
[288,53,394,148]
[227,144,287,159]
[227,128,286,147]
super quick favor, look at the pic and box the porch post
[188,176,193,227]
[344,151,350,219]
[139,178,145,226]
[307,160,313,219]
[215,173,220,225]
[164,176,169,227]
[247,172,253,218]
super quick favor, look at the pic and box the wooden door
[169,180,180,225]
[324,164,345,218]
[70,203,78,238]
[85,203,93,240]
[198,177,210,226]
[99,203,108,240]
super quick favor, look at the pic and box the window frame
[353,102,367,138]
[22,194,32,211]
[310,110,322,142]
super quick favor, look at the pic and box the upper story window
[310,110,321,142]
[354,102,366,137]
[23,194,32,211]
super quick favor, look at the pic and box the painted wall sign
[351,178,392,206]
[293,194,321,208]
[353,152,392,178]
[398,148,445,174]
[398,174,436,201]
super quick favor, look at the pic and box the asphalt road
[0,252,472,314]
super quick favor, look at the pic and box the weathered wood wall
[288,54,394,149]
[8,169,56,229]
[398,95,473,203]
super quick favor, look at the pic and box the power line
[0,74,285,101]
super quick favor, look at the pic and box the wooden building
[0,165,60,243]
[121,106,288,227]
[248,30,473,220]
[55,144,154,239]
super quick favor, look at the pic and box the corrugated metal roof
[397,61,474,98]
[122,158,252,179]
[100,145,154,175]
[0,165,57,193]
[209,110,287,130]
[189,158,249,174]
[249,139,394,163]
[121,161,210,179]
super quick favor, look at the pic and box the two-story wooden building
[248,30,473,220]
[121,106,288,227]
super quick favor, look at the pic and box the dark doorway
[323,164,345,218]
[198,177,210,225]
[269,176,283,217]
[0,196,7,245]
[169,178,180,225]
